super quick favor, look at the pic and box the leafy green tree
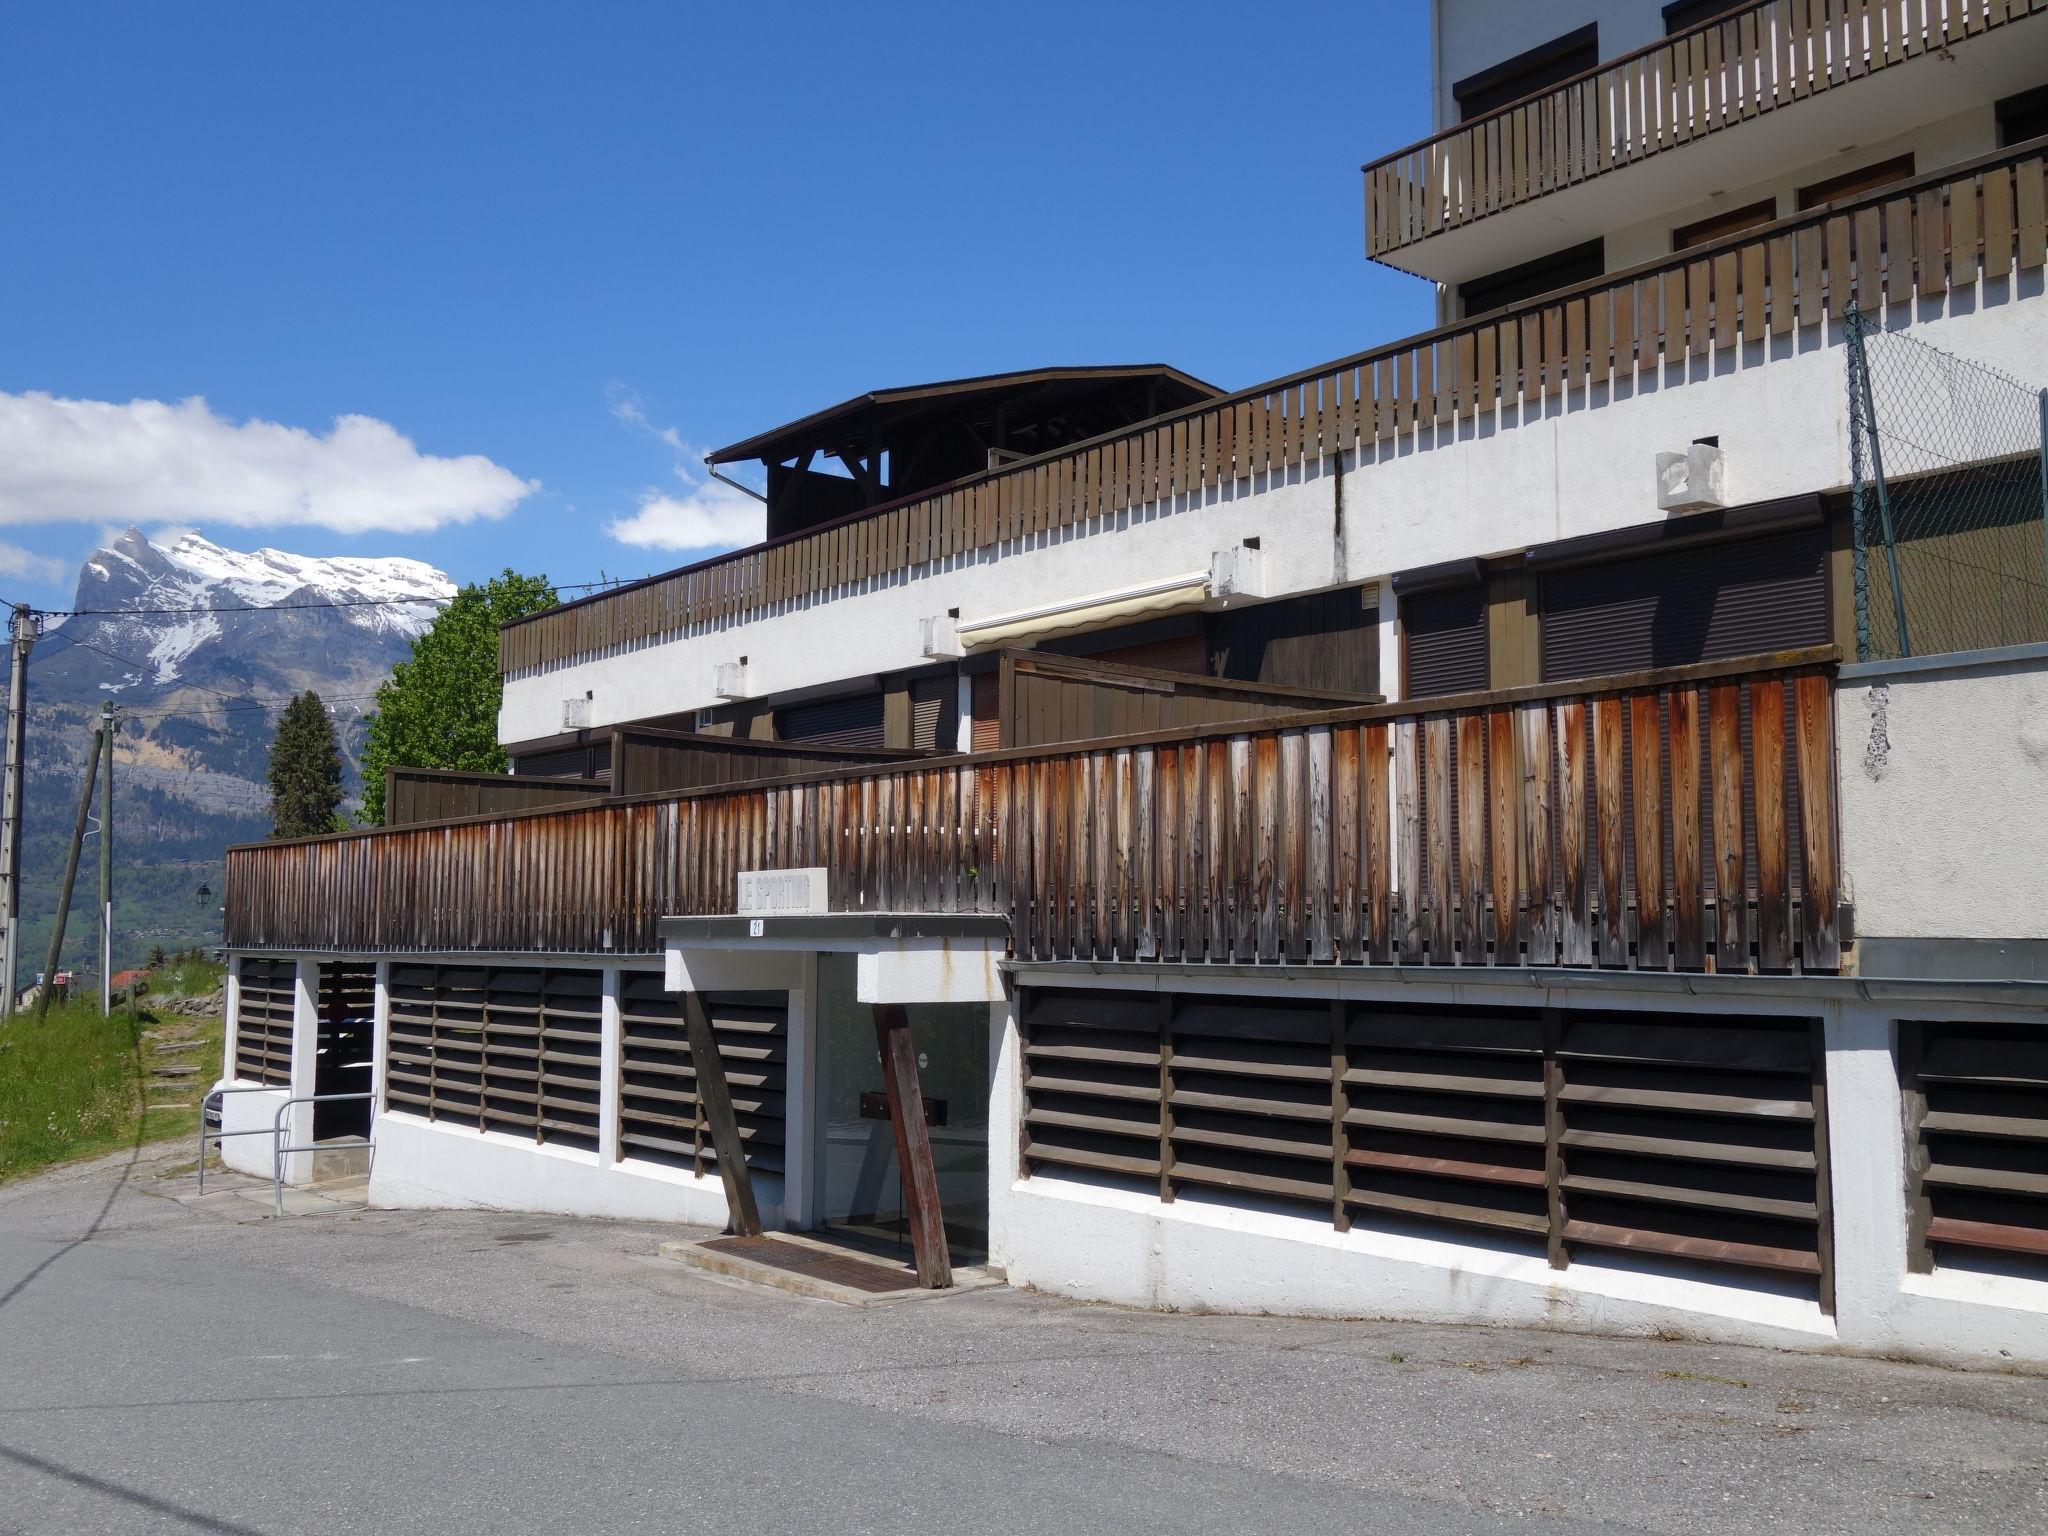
[359,570,558,824]
[267,690,344,839]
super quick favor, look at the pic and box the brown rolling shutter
[909,674,956,752]
[969,672,1000,752]
[1403,585,1490,698]
[1539,527,1829,682]
[778,691,886,749]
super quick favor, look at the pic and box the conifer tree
[267,689,344,839]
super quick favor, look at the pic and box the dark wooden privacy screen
[616,974,788,1176]
[385,768,606,827]
[228,651,1841,975]
[383,965,602,1152]
[998,650,1377,750]
[233,956,295,1085]
[503,139,2048,681]
[1020,986,1832,1301]
[1364,0,2048,259]
[609,729,926,797]
[1902,1018,2048,1274]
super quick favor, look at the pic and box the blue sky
[0,1,1433,608]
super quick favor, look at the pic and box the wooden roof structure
[708,364,1222,540]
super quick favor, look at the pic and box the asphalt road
[0,1142,2043,1535]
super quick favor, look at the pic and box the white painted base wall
[367,1111,776,1230]
[985,986,2048,1374]
[213,1084,290,1180]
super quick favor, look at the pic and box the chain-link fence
[1846,309,2048,662]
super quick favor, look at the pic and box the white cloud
[605,481,763,552]
[0,540,70,583]
[0,391,537,534]
[601,386,763,554]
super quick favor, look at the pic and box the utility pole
[0,604,37,1019]
[35,725,102,1022]
[98,700,113,1015]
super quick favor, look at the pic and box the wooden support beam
[872,1002,953,1288]
[682,990,764,1237]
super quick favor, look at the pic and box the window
[1673,198,1779,252]
[1997,84,2048,148]
[1663,0,1750,33]
[1402,584,1490,698]
[777,690,885,749]
[1797,155,1914,212]
[1452,24,1599,121]
[1538,526,1829,682]
[234,957,295,1086]
[1459,239,1605,318]
[616,976,788,1175]
[383,965,602,1152]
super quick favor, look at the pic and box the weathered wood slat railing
[229,650,1841,975]
[504,139,2048,680]
[1364,0,2048,260]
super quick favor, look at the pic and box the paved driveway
[0,1141,2042,1535]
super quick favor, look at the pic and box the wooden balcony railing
[230,649,1842,976]
[1364,0,2048,260]
[503,140,2048,682]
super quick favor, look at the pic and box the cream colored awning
[957,570,1211,651]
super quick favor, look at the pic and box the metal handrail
[270,1093,376,1215]
[196,1083,291,1194]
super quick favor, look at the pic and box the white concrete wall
[986,971,2048,1372]
[1838,646,2048,943]
[213,1084,290,1180]
[368,1111,774,1227]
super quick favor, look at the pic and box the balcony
[1364,0,2048,283]
[230,649,1843,976]
[503,139,2048,693]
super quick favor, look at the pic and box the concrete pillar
[598,965,622,1165]
[783,950,819,1230]
[282,958,322,1185]
[1823,1005,1909,1354]
[985,992,1023,1274]
[220,956,241,1085]
[370,961,390,1119]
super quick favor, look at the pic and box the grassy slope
[0,957,225,1183]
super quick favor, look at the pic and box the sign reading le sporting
[735,866,829,918]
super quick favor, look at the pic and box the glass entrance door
[812,953,989,1263]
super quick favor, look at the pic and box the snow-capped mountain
[16,528,457,969]
[61,527,452,690]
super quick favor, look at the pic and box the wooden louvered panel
[616,972,788,1175]
[1168,996,1334,1212]
[1019,987,1164,1185]
[1556,1010,1827,1291]
[1343,1003,1547,1238]
[234,956,295,1086]
[1019,984,1833,1302]
[1903,1020,2048,1275]
[380,964,605,1153]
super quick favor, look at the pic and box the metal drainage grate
[700,1236,917,1294]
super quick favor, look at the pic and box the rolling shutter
[969,672,1001,753]
[1539,527,1829,682]
[778,691,885,749]
[1403,585,1490,698]
[910,674,956,753]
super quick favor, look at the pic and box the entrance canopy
[658,912,1009,1005]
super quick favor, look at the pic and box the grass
[0,959,225,1184]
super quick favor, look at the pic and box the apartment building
[221,0,2048,1368]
